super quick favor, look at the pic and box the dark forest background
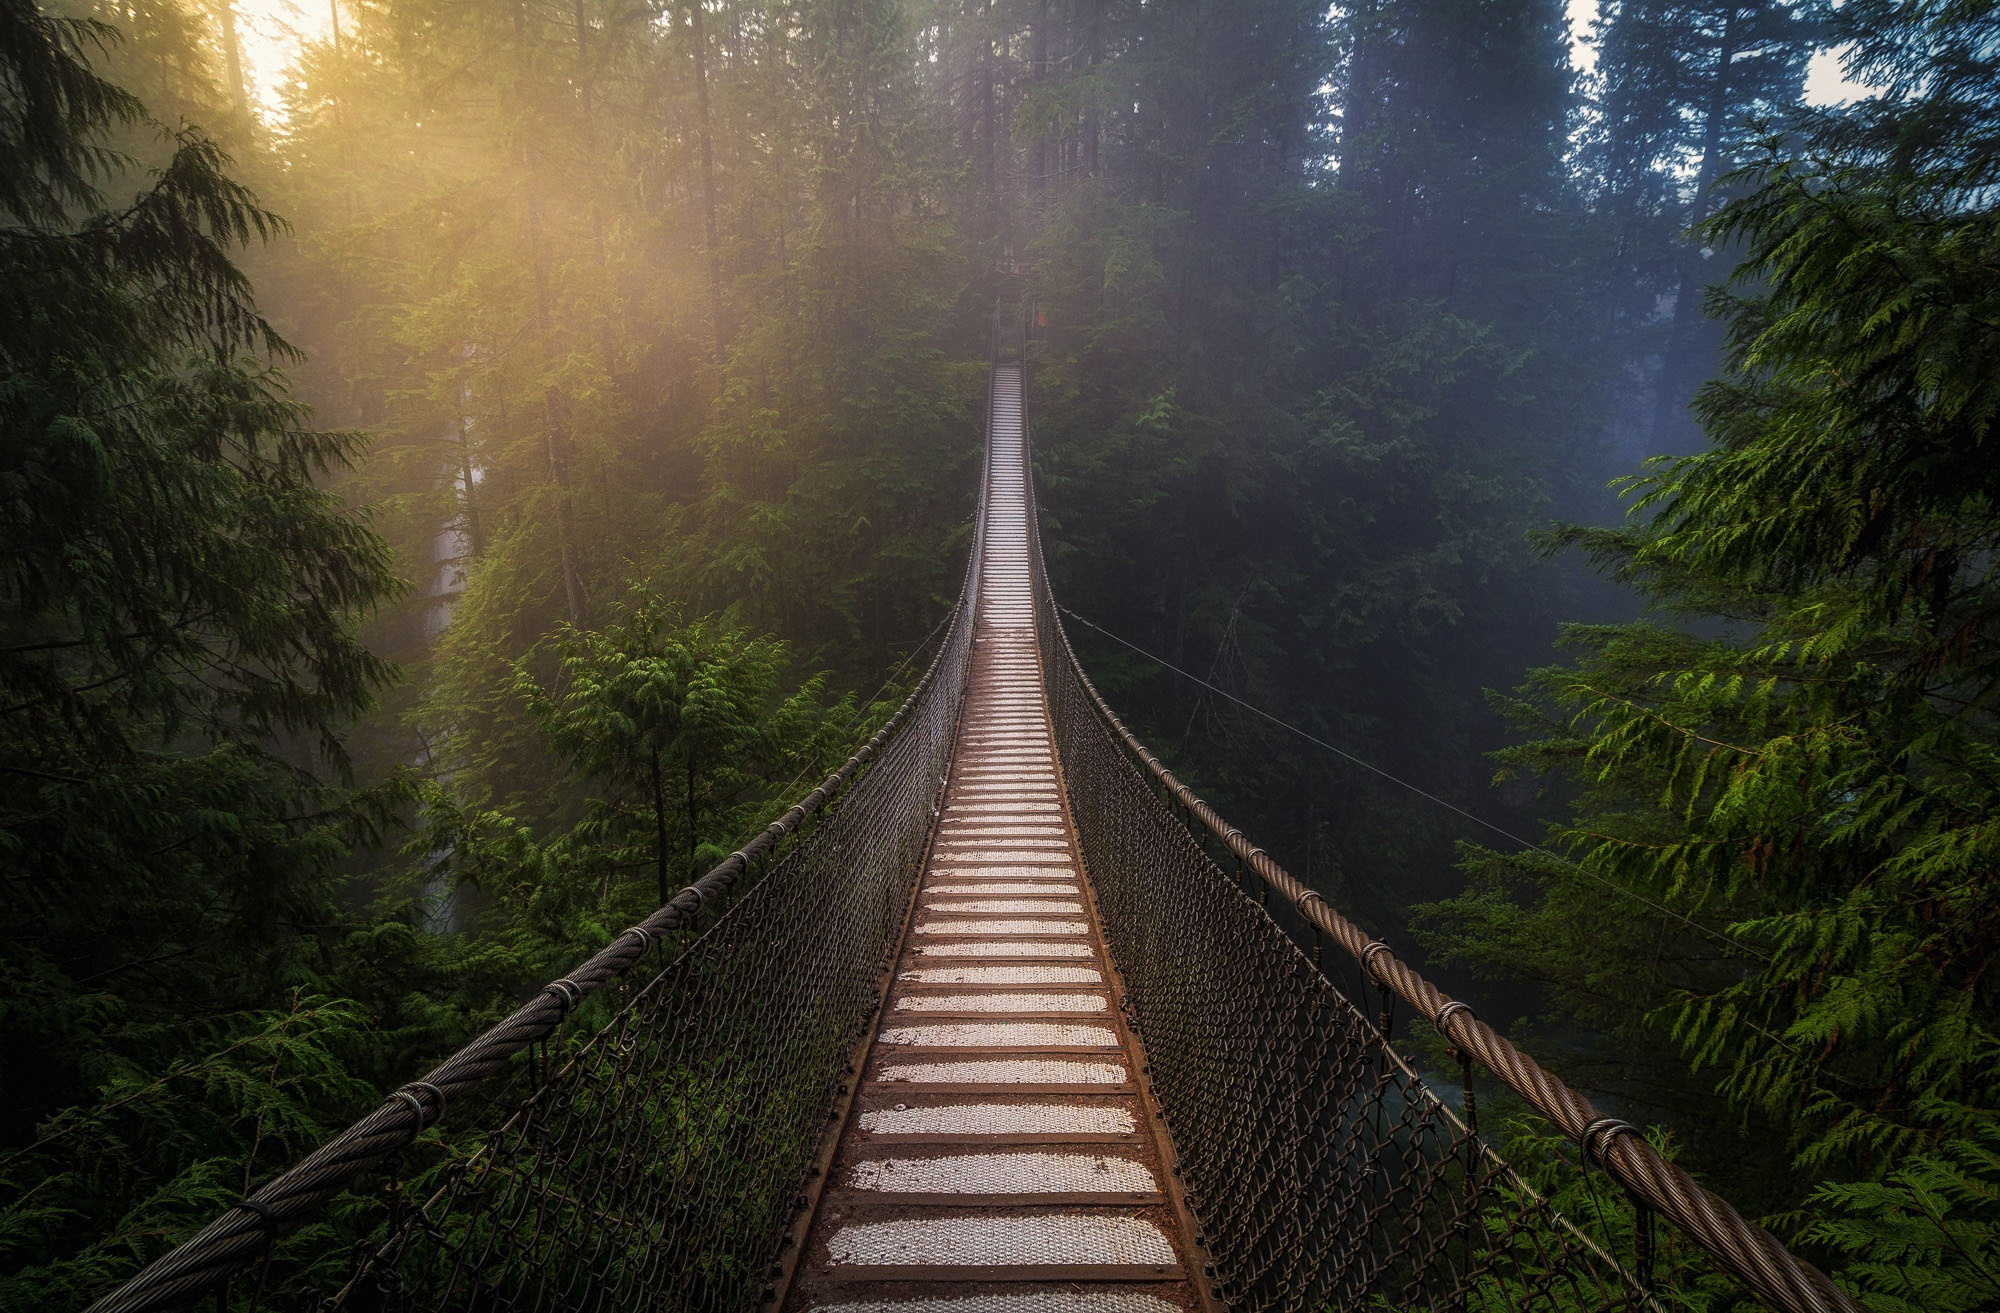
[4,0,1998,1306]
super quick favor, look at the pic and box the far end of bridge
[86,320,1859,1313]
[779,363,1216,1312]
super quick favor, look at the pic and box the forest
[2,0,1997,1307]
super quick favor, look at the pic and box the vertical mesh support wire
[1014,333,1674,1311]
[341,670,964,1313]
[89,483,982,1313]
[1032,582,1640,1312]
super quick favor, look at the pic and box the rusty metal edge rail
[86,595,970,1313]
[1016,362,1862,1313]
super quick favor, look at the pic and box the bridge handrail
[1017,350,1859,1313]
[87,609,973,1313]
[88,301,1023,1313]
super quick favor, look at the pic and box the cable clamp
[389,1089,426,1127]
[231,1198,281,1234]
[396,1080,447,1127]
[1433,1000,1475,1035]
[1581,1116,1639,1165]
[543,977,584,1015]
[1360,940,1395,978]
[621,925,655,952]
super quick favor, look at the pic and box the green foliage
[0,3,412,1292]
[0,994,372,1309]
[14,0,1992,1304]
[1467,1117,1745,1312]
[1805,1124,2000,1313]
[388,587,877,1005]
[1420,3,2000,1300]
[1028,0,1619,935]
[519,602,853,908]
[0,9,610,1306]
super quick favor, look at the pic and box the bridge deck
[783,367,1209,1313]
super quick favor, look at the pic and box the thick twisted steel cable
[1044,600,1860,1312]
[1023,485,1860,1311]
[91,307,1012,1313]
[84,596,968,1313]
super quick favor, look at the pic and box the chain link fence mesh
[317,564,979,1313]
[85,331,1851,1313]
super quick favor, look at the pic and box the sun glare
[227,0,334,113]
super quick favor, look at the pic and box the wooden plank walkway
[782,366,1210,1313]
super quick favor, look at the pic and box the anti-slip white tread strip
[812,1294,1183,1313]
[858,1103,1137,1137]
[848,1152,1157,1196]
[825,1214,1177,1267]
[899,965,1104,985]
[790,364,1200,1312]
[874,1058,1128,1085]
[879,1022,1119,1048]
[894,992,1107,1014]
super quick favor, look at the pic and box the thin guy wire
[1056,603,1773,964]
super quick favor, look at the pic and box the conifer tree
[520,604,849,909]
[1,0,398,1101]
[1585,0,1823,448]
[1423,3,2000,1298]
[1,1,402,1297]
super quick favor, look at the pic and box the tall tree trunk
[217,2,250,117]
[1083,0,1100,176]
[521,132,582,622]
[544,387,586,623]
[1030,0,1047,196]
[980,0,996,201]
[1340,0,1380,191]
[454,414,484,556]
[685,754,700,876]
[1650,3,1740,446]
[574,0,611,276]
[690,0,726,376]
[524,138,554,335]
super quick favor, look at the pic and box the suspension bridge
[88,318,1862,1313]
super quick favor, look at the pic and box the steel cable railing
[85,305,1861,1313]
[87,624,967,1312]
[85,426,993,1313]
[1017,321,1861,1313]
[320,670,966,1313]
